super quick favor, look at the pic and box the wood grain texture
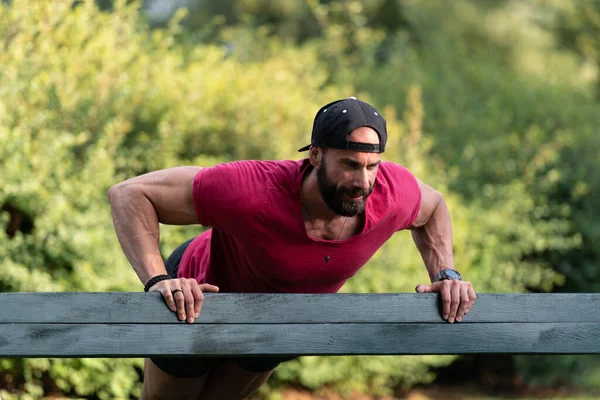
[0,292,598,324]
[0,323,598,357]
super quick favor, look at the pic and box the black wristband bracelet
[144,274,172,292]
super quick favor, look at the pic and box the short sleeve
[192,161,268,231]
[401,176,422,230]
[375,162,422,231]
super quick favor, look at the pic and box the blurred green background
[1,0,600,398]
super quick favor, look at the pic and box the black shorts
[150,238,297,378]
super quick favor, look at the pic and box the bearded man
[108,97,476,400]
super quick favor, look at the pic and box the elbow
[107,182,129,206]
[435,190,445,206]
[107,181,150,212]
[107,184,120,204]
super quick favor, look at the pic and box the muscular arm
[409,179,475,323]
[409,179,454,282]
[107,166,202,285]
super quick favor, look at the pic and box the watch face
[436,269,462,281]
[445,270,461,280]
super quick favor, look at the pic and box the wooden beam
[1,322,598,357]
[1,292,598,324]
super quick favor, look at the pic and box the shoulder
[193,159,304,204]
[196,159,299,184]
[191,160,291,228]
[376,162,419,190]
[252,159,304,179]
[203,159,301,175]
[369,162,422,229]
[263,159,308,189]
[191,159,305,228]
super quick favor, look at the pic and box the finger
[181,284,196,324]
[151,281,177,312]
[415,284,432,293]
[465,285,477,315]
[448,283,461,323]
[440,282,451,321]
[161,288,177,313]
[190,281,204,319]
[171,286,186,321]
[456,285,470,322]
[468,286,477,302]
[199,283,219,293]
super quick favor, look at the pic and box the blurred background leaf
[1,0,599,398]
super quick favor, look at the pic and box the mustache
[340,186,372,198]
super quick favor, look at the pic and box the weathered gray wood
[0,323,598,357]
[0,292,598,324]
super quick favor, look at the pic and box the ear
[309,146,322,167]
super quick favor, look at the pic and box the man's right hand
[149,278,219,323]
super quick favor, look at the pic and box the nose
[353,169,370,191]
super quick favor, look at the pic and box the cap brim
[297,144,311,152]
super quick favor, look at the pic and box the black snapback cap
[298,97,387,153]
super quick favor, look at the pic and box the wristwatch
[433,268,462,282]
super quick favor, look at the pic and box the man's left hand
[415,280,476,323]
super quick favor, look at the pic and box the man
[108,97,476,400]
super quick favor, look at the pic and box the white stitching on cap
[349,96,356,99]
[343,110,347,113]
[374,112,378,115]
[323,109,327,112]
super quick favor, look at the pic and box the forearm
[108,185,166,285]
[411,196,454,282]
[108,167,201,285]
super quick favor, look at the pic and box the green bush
[0,0,593,398]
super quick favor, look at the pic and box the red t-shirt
[177,159,421,293]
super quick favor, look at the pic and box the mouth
[344,193,364,202]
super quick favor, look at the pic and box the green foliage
[540,0,600,99]
[1,0,599,398]
[515,355,600,390]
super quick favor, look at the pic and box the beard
[316,161,373,217]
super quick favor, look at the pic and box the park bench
[0,292,599,357]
